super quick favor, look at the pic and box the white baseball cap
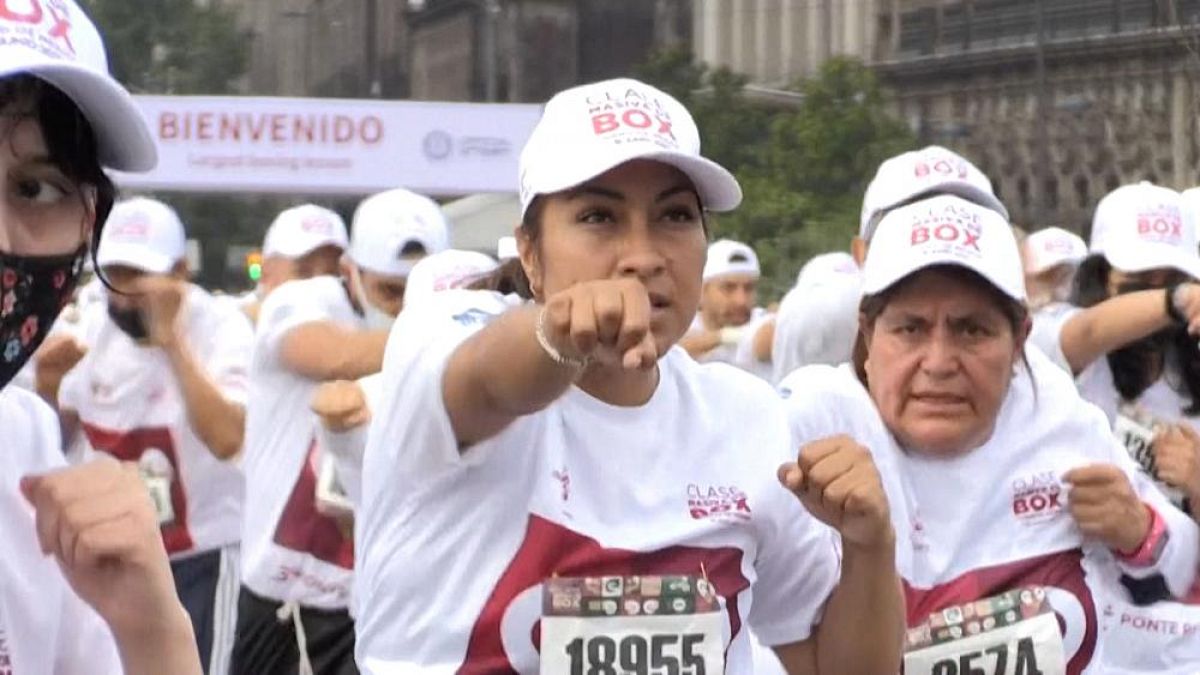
[497,236,518,261]
[1089,182,1200,280]
[796,251,860,286]
[703,239,760,282]
[1023,226,1087,275]
[403,249,498,307]
[518,78,742,218]
[349,189,450,277]
[96,198,186,274]
[263,204,349,259]
[1,0,155,172]
[863,194,1025,302]
[1180,187,1200,239]
[860,145,1007,240]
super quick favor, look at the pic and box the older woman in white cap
[355,77,903,673]
[0,1,202,673]
[780,194,1199,675]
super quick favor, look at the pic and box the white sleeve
[1028,305,1079,373]
[364,291,516,484]
[255,280,340,368]
[749,484,842,646]
[53,589,122,674]
[56,355,85,415]
[200,295,254,405]
[734,313,773,369]
[319,423,366,506]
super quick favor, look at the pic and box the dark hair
[1,75,117,262]
[852,265,1032,386]
[1072,256,1200,413]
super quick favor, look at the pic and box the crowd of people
[6,2,1200,675]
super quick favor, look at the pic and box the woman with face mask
[0,2,202,673]
[1022,183,1200,673]
[779,194,1200,675]
[354,78,904,674]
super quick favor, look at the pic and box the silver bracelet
[534,306,590,370]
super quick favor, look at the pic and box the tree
[80,0,249,94]
[81,0,282,290]
[636,51,916,300]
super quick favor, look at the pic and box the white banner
[110,95,542,196]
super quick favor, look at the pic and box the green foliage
[80,0,274,289]
[637,50,916,300]
[79,0,249,94]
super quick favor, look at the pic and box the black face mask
[107,302,148,341]
[0,247,84,390]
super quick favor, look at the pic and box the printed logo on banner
[586,87,678,149]
[422,130,453,160]
[687,483,751,522]
[909,204,985,256]
[1136,206,1184,245]
[460,514,751,673]
[1011,470,1065,522]
[0,0,76,58]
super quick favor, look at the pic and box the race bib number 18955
[540,575,724,675]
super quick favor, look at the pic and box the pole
[365,0,381,96]
[483,0,500,102]
[1034,0,1050,225]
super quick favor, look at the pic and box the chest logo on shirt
[687,484,751,522]
[1011,471,1064,523]
[461,514,750,674]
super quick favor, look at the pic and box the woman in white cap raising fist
[354,78,903,673]
[779,194,1199,675]
[0,1,201,673]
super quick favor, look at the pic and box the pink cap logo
[1136,207,1183,245]
[587,88,677,145]
[111,218,150,241]
[909,207,983,253]
[301,216,332,235]
[913,156,969,181]
[1041,238,1077,255]
[0,0,76,56]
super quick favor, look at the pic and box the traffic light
[246,251,263,282]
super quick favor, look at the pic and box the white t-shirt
[1027,301,1080,373]
[313,373,384,509]
[771,271,861,384]
[241,276,363,609]
[355,290,841,673]
[690,308,773,381]
[0,387,123,674]
[779,348,1200,675]
[58,286,250,560]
